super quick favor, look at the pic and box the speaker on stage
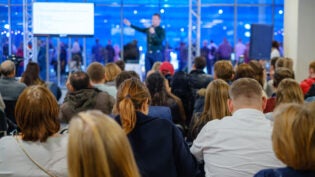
[249,24,273,60]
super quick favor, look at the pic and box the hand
[149,27,155,34]
[123,19,131,26]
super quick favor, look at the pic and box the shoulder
[254,169,280,177]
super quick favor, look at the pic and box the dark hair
[115,60,125,71]
[248,60,265,87]
[152,13,161,19]
[270,57,280,68]
[145,72,168,106]
[194,56,206,69]
[21,62,45,86]
[115,71,140,89]
[234,63,255,81]
[272,40,280,49]
[70,71,90,91]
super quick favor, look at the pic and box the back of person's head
[87,62,105,83]
[70,71,90,91]
[270,57,280,69]
[273,67,295,88]
[151,61,162,71]
[68,110,140,177]
[234,63,255,81]
[309,61,315,72]
[159,61,175,76]
[145,72,168,106]
[272,40,280,49]
[276,78,304,107]
[116,78,151,134]
[104,63,122,82]
[15,85,59,142]
[21,62,44,86]
[115,60,125,71]
[248,60,265,87]
[229,78,264,109]
[115,71,140,89]
[275,57,294,71]
[214,60,234,82]
[193,56,206,70]
[0,60,15,77]
[272,103,315,170]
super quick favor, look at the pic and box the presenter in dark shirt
[124,13,165,74]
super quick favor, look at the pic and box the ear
[227,99,234,113]
[261,96,267,111]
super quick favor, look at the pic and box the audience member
[115,78,197,177]
[0,60,26,101]
[115,71,140,89]
[146,61,161,78]
[233,63,256,81]
[275,57,293,71]
[146,72,186,126]
[86,62,111,95]
[266,57,280,97]
[59,71,115,123]
[159,61,175,84]
[249,60,266,87]
[255,103,315,177]
[190,78,283,177]
[115,60,126,71]
[213,60,234,83]
[104,63,122,98]
[188,79,230,142]
[264,67,295,113]
[300,61,315,95]
[68,110,140,177]
[0,85,68,176]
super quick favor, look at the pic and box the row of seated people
[0,55,314,176]
[0,77,314,177]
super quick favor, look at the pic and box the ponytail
[119,96,137,134]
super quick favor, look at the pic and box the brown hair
[248,60,265,87]
[234,63,255,81]
[20,62,45,86]
[194,56,206,69]
[15,85,59,142]
[87,62,105,83]
[229,78,263,105]
[309,61,315,71]
[214,60,234,82]
[276,78,304,107]
[275,57,293,71]
[105,63,122,82]
[273,67,295,88]
[116,78,151,133]
[68,110,140,177]
[190,79,231,138]
[272,103,315,170]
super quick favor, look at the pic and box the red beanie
[159,62,174,76]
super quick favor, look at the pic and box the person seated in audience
[266,57,280,97]
[159,61,175,84]
[248,60,266,88]
[0,85,68,176]
[103,62,122,98]
[254,103,315,177]
[0,60,26,101]
[190,78,284,177]
[275,57,294,71]
[213,60,234,84]
[300,61,315,95]
[146,72,186,126]
[233,63,256,81]
[264,67,295,113]
[59,71,115,123]
[189,56,213,97]
[146,61,161,78]
[68,110,140,177]
[115,60,125,71]
[115,71,140,89]
[115,78,197,177]
[188,79,230,142]
[86,62,114,98]
[20,61,61,100]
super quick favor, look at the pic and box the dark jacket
[115,112,197,177]
[254,167,315,177]
[130,24,165,52]
[59,88,115,123]
[188,69,213,95]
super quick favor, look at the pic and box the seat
[3,100,18,133]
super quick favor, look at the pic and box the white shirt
[190,109,284,177]
[0,135,68,177]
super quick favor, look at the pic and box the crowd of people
[0,48,314,177]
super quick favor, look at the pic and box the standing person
[124,13,165,73]
[91,38,103,63]
[217,38,233,61]
[200,40,211,74]
[234,39,246,63]
[105,40,115,63]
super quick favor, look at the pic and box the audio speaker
[249,24,273,60]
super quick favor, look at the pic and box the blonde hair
[116,78,151,133]
[272,103,315,170]
[276,78,304,107]
[68,110,140,177]
[104,63,122,82]
[190,79,231,138]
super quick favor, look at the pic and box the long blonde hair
[116,78,151,133]
[190,79,231,138]
[68,110,140,177]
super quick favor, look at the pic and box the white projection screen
[33,2,94,36]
